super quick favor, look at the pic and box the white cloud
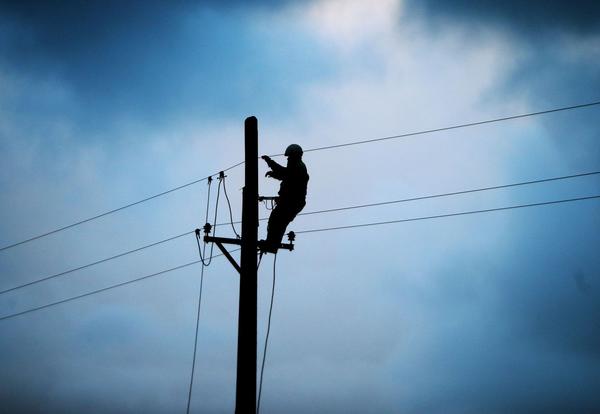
[300,0,399,52]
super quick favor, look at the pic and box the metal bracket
[204,236,242,246]
[257,240,294,252]
[279,242,294,251]
[215,242,241,274]
[205,236,242,274]
[258,196,279,202]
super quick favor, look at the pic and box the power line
[257,253,277,414]
[236,101,600,160]
[195,177,221,266]
[2,100,598,253]
[222,175,241,238]
[222,160,245,173]
[187,175,225,412]
[0,161,243,253]
[0,249,240,322]
[0,176,209,252]
[299,100,600,154]
[186,250,208,414]
[0,231,193,296]
[1,194,597,321]
[225,169,600,224]
[204,177,222,266]
[296,170,600,218]
[296,194,600,235]
[5,169,597,297]
[0,176,218,297]
[187,177,228,412]
[0,259,198,322]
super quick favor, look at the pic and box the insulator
[287,231,296,242]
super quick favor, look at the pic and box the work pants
[266,201,305,246]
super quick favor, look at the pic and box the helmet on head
[285,144,303,157]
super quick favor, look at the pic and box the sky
[0,0,599,413]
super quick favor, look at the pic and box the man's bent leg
[266,205,289,246]
[264,203,305,252]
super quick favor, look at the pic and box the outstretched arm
[262,156,286,180]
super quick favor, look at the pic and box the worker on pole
[260,144,309,253]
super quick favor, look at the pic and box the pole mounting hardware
[287,231,295,243]
[258,196,279,202]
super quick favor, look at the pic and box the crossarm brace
[215,242,241,274]
[205,236,242,274]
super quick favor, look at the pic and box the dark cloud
[0,0,303,56]
[404,0,600,37]
[1,1,599,412]
[0,1,195,66]
[0,0,328,129]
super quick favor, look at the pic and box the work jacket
[265,157,309,207]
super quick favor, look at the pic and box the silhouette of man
[261,144,309,253]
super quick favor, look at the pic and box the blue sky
[1,1,599,413]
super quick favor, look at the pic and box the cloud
[0,0,332,129]
[404,0,600,38]
[1,0,599,413]
[402,0,600,171]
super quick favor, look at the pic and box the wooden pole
[235,116,258,414]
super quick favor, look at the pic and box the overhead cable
[2,100,598,252]
[0,249,240,322]
[4,169,597,297]
[222,175,241,238]
[195,177,213,266]
[0,177,213,252]
[186,249,208,414]
[195,176,222,266]
[295,194,600,234]
[0,231,193,296]
[257,253,277,414]
[187,175,220,413]
[2,194,598,322]
[270,100,600,156]
[296,170,600,218]
[224,169,600,225]
[0,260,200,322]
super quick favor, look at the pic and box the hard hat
[285,144,303,157]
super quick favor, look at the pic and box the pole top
[245,116,257,124]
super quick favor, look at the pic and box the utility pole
[236,116,259,413]
[201,116,293,413]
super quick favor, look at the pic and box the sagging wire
[187,173,225,413]
[194,174,223,266]
[257,253,277,414]
[222,174,241,238]
[262,199,275,211]
[186,254,206,414]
